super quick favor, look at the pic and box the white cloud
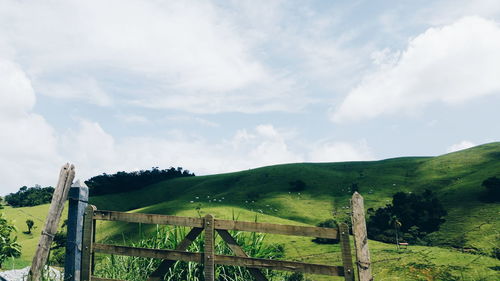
[446,140,476,153]
[307,140,374,162]
[0,59,62,193]
[0,0,306,113]
[332,16,500,122]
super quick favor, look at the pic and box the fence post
[29,163,75,281]
[64,180,89,281]
[81,205,96,281]
[339,223,355,281]
[204,214,215,281]
[351,192,373,281]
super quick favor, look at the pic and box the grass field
[1,142,499,279]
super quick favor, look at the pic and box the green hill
[2,142,500,279]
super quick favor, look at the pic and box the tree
[0,213,21,268]
[288,180,306,192]
[26,219,35,234]
[480,176,500,202]
[367,189,447,244]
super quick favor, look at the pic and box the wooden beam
[28,163,75,281]
[91,277,126,281]
[339,223,354,281]
[93,210,203,228]
[217,230,268,281]
[93,244,344,276]
[204,214,215,281]
[214,255,344,276]
[351,192,373,281]
[93,243,203,262]
[147,227,203,281]
[214,219,338,239]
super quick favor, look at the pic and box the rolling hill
[2,142,499,279]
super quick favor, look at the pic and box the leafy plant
[0,213,21,268]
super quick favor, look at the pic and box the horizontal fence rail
[83,206,355,281]
[93,210,338,239]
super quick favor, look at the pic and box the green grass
[2,142,500,279]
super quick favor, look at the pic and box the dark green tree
[367,190,447,244]
[26,219,34,234]
[480,176,500,202]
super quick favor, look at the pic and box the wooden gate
[81,206,357,281]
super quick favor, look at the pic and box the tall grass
[94,225,295,281]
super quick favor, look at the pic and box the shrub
[312,219,339,244]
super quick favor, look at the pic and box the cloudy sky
[1,0,500,195]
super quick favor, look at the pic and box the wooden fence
[80,206,361,281]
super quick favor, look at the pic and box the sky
[1,0,500,195]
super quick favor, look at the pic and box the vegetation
[3,142,500,279]
[367,190,447,244]
[25,219,34,234]
[85,167,195,196]
[0,213,21,268]
[5,185,54,207]
[94,225,290,281]
[312,219,339,244]
[480,176,500,202]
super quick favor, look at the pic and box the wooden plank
[93,243,203,263]
[29,163,75,281]
[93,210,203,228]
[147,227,203,281]
[217,230,268,281]
[93,244,343,276]
[81,205,96,281]
[214,219,338,239]
[91,277,126,281]
[339,223,355,281]
[351,192,373,281]
[204,214,215,281]
[214,255,344,276]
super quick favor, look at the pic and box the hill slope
[91,142,500,255]
[2,142,499,279]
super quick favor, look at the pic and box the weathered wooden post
[64,180,89,281]
[29,163,75,281]
[204,214,215,281]
[351,192,373,281]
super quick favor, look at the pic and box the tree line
[85,166,194,196]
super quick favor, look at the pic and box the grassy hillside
[91,142,500,255]
[2,142,499,279]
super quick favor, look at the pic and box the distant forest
[85,167,195,196]
[5,186,55,207]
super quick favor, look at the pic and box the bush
[312,219,339,244]
[480,176,500,202]
[367,189,447,244]
[0,213,21,268]
[288,180,306,192]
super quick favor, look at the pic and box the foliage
[367,190,447,244]
[0,213,21,268]
[288,180,306,192]
[25,219,34,234]
[312,219,339,244]
[480,176,500,202]
[5,185,54,207]
[85,167,194,196]
[94,225,287,281]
